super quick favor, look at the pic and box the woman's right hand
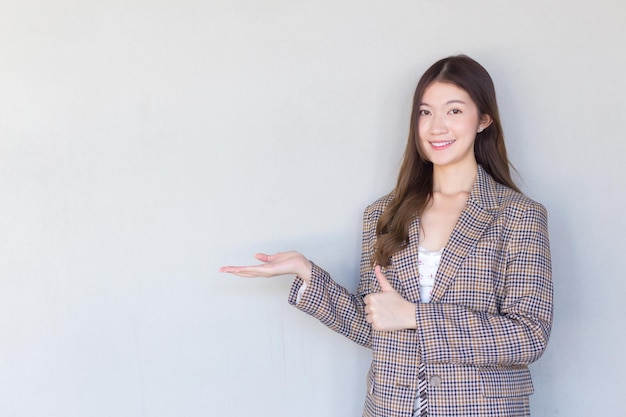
[219,251,313,284]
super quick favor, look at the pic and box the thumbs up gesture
[364,266,417,331]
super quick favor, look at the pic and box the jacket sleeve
[414,202,553,367]
[287,206,379,348]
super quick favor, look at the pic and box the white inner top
[417,246,443,303]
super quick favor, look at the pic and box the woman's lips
[430,140,455,150]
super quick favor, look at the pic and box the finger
[374,265,395,293]
[219,265,265,276]
[224,270,273,278]
[254,253,270,262]
[230,272,269,278]
[363,294,371,305]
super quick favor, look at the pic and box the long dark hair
[373,55,519,267]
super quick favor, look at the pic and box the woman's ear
[478,114,493,132]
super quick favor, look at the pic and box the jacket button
[429,375,442,387]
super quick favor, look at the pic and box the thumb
[374,265,395,292]
[254,253,270,263]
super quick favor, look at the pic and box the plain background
[1,1,625,416]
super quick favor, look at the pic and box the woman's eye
[449,109,462,115]
[419,109,430,116]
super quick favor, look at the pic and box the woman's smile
[430,140,455,149]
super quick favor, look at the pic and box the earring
[477,127,484,133]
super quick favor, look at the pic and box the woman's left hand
[364,266,417,331]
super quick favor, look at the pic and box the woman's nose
[431,114,448,133]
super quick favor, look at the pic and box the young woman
[220,55,553,417]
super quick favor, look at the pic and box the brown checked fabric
[288,166,553,417]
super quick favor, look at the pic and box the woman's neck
[432,161,478,195]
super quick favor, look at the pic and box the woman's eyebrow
[420,99,467,106]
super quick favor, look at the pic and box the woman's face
[417,81,490,169]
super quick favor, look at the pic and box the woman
[220,55,553,417]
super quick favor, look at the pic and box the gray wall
[1,1,624,416]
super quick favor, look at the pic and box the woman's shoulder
[360,192,395,225]
[492,181,548,222]
[477,166,546,215]
[364,192,394,214]
[496,182,544,207]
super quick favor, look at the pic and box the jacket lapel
[430,166,499,303]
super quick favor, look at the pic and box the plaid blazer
[289,166,553,417]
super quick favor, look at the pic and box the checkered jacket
[288,166,553,417]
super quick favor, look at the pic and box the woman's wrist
[299,259,313,284]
